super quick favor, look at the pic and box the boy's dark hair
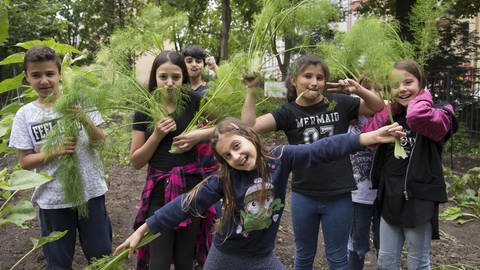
[285,55,330,103]
[181,45,208,64]
[148,51,189,92]
[394,59,427,90]
[23,45,62,72]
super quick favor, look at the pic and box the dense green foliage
[441,167,480,224]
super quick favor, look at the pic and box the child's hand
[44,137,76,161]
[205,56,218,71]
[374,122,405,143]
[113,223,150,259]
[172,130,202,151]
[153,117,176,137]
[113,229,143,259]
[326,79,363,94]
[243,74,261,89]
[360,122,405,145]
[56,137,76,156]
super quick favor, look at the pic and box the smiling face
[391,69,421,107]
[215,133,258,171]
[184,56,204,79]
[24,60,61,103]
[292,64,326,104]
[155,61,184,91]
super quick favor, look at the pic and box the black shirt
[132,92,201,171]
[379,113,434,227]
[271,93,360,197]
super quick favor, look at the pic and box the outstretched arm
[283,123,404,169]
[172,127,215,151]
[114,177,221,257]
[327,79,384,115]
[113,222,150,258]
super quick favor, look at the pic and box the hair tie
[230,122,240,130]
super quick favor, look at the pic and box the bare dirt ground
[1,154,479,270]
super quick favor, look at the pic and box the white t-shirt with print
[9,101,108,209]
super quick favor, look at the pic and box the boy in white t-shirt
[8,46,111,269]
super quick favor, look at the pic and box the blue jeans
[291,192,352,270]
[377,217,432,270]
[348,202,380,270]
[39,195,112,270]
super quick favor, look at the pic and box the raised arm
[406,90,452,142]
[241,78,277,134]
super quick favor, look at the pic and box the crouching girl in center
[117,118,403,270]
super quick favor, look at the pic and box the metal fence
[428,67,480,138]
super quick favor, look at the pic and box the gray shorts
[204,244,285,270]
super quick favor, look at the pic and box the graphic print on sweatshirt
[400,127,416,157]
[236,178,284,238]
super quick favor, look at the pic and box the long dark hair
[285,55,330,102]
[147,51,189,92]
[183,118,273,237]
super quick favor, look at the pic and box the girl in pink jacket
[363,60,457,270]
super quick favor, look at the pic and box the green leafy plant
[408,0,447,67]
[9,230,68,270]
[0,169,51,228]
[441,167,480,224]
[85,232,161,270]
[318,16,412,159]
[169,0,312,153]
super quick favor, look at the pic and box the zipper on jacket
[403,134,418,201]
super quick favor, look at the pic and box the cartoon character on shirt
[236,178,284,237]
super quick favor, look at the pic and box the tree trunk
[220,0,231,60]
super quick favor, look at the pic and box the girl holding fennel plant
[9,46,112,269]
[116,117,404,270]
[130,50,217,270]
[362,60,457,269]
[241,55,385,270]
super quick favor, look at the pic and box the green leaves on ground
[9,230,68,270]
[441,167,480,224]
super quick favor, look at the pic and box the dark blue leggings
[39,195,112,270]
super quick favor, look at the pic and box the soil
[1,154,479,270]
